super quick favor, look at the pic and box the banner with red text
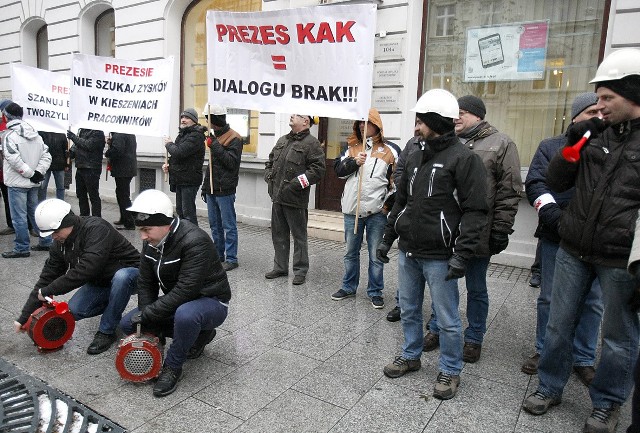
[11,64,70,133]
[207,4,376,121]
[69,54,174,136]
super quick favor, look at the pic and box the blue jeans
[120,297,228,370]
[67,267,139,334]
[176,185,199,225]
[536,239,603,365]
[537,247,640,408]
[38,169,65,201]
[342,212,386,298]
[7,187,48,252]
[206,193,238,264]
[398,252,463,375]
[427,256,490,345]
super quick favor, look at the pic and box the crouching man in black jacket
[13,199,140,354]
[120,189,231,397]
[377,89,487,401]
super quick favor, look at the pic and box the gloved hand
[538,203,562,233]
[445,253,467,281]
[66,130,78,142]
[566,118,607,146]
[376,242,392,264]
[489,232,510,255]
[131,311,143,326]
[30,171,44,184]
[201,189,207,203]
[206,136,213,147]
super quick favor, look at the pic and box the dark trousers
[0,180,11,228]
[271,203,309,277]
[120,297,228,370]
[114,176,134,227]
[76,168,102,217]
[531,239,542,275]
[629,355,640,433]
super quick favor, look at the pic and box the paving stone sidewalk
[0,198,633,432]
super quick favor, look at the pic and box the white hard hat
[35,199,72,236]
[590,48,640,83]
[202,103,227,116]
[127,189,173,218]
[411,89,459,119]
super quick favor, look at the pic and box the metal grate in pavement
[0,359,125,433]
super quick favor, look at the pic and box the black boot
[187,329,217,359]
[87,331,117,355]
[153,365,182,397]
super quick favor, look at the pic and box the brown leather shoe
[423,332,440,352]
[463,342,482,363]
[0,227,15,235]
[265,270,288,279]
[521,353,540,375]
[573,365,596,386]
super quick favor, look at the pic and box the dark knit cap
[596,75,640,106]
[0,99,12,112]
[58,211,78,230]
[457,95,486,119]
[133,212,174,227]
[416,112,455,135]
[180,108,199,124]
[3,102,23,120]
[570,92,598,120]
[210,114,226,128]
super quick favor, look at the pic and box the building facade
[0,0,637,249]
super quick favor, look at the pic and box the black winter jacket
[137,218,231,324]
[202,125,243,196]
[69,129,105,170]
[384,131,488,260]
[39,131,68,171]
[547,118,640,268]
[264,129,326,209]
[17,215,140,325]
[525,133,575,243]
[105,133,137,178]
[166,124,206,188]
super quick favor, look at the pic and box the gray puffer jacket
[2,119,51,188]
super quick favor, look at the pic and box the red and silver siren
[115,324,164,382]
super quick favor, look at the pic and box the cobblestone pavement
[0,198,633,432]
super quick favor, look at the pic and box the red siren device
[23,297,75,352]
[115,324,164,382]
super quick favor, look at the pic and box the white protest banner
[11,64,70,133]
[70,54,174,137]
[207,4,376,121]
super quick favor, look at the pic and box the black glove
[30,171,44,184]
[538,203,562,234]
[66,130,77,142]
[489,232,510,255]
[131,311,143,326]
[201,189,207,203]
[445,253,467,281]
[376,242,392,264]
[566,118,607,146]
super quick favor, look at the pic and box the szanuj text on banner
[206,4,376,121]
[69,54,174,137]
[11,64,70,134]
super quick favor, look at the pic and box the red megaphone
[44,296,69,315]
[562,130,591,163]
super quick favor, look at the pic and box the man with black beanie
[1,102,51,258]
[378,89,487,400]
[423,94,522,363]
[201,104,243,271]
[523,48,640,433]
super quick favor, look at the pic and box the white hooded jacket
[2,119,51,188]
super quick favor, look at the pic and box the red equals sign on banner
[272,55,286,70]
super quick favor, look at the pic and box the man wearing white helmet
[13,198,140,355]
[201,104,243,272]
[121,189,231,397]
[523,48,640,433]
[377,89,488,400]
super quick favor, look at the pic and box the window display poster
[464,20,549,82]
